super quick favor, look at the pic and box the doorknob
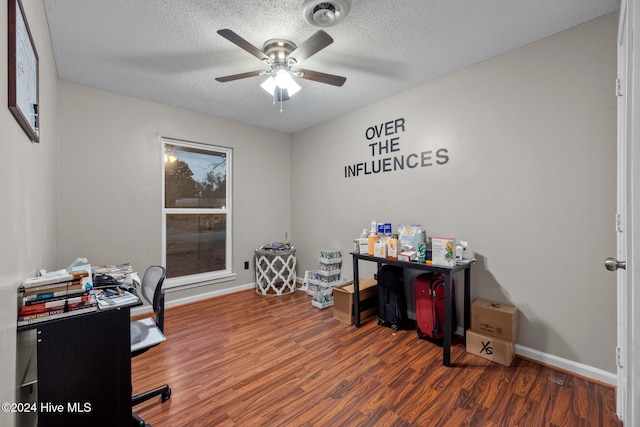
[605,257,626,271]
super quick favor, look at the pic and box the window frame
[161,137,235,289]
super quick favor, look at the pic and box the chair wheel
[377,318,383,326]
[417,328,425,339]
[391,324,398,332]
[161,387,172,402]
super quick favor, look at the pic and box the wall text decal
[344,117,449,178]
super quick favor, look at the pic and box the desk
[17,299,140,427]
[352,252,474,367]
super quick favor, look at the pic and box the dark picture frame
[8,0,39,142]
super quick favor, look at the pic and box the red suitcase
[414,273,457,341]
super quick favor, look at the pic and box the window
[162,138,233,287]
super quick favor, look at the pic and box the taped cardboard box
[466,329,515,367]
[471,299,519,342]
[333,279,377,325]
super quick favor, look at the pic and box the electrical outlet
[244,261,249,270]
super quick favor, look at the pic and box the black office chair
[131,265,171,427]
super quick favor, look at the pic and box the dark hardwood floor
[131,288,622,426]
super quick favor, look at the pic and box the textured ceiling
[42,0,619,134]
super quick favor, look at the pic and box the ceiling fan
[215,29,346,103]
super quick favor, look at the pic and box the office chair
[131,265,171,427]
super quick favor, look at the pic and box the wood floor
[131,288,622,427]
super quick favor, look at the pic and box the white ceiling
[42,0,619,134]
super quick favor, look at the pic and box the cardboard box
[311,281,335,309]
[333,279,377,325]
[374,242,387,258]
[466,330,515,367]
[471,299,519,341]
[387,238,398,259]
[398,224,421,247]
[354,238,368,254]
[398,251,417,262]
[431,237,456,267]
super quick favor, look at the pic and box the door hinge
[616,213,623,233]
[617,347,623,368]
[616,78,623,97]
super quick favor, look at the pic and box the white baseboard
[166,282,256,308]
[514,343,617,386]
[454,327,616,386]
[135,284,617,386]
[130,282,256,315]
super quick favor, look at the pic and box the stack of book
[91,263,134,282]
[18,270,97,326]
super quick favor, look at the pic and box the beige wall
[0,5,620,425]
[0,1,59,425]
[56,82,292,301]
[291,13,617,374]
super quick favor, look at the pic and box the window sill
[164,272,238,291]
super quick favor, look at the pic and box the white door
[613,0,639,424]
[613,0,628,420]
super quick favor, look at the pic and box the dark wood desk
[17,302,139,427]
[351,252,474,366]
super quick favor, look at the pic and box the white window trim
[161,137,234,289]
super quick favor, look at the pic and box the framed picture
[8,0,39,142]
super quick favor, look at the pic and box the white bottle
[460,240,473,259]
[455,243,463,261]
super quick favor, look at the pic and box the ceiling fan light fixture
[275,70,301,94]
[261,71,301,99]
[302,0,350,28]
[260,76,276,94]
[216,28,346,107]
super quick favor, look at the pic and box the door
[613,0,628,420]
[612,1,639,424]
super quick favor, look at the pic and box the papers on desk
[131,317,166,352]
[96,290,139,309]
[92,263,134,281]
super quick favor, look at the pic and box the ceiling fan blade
[215,70,265,82]
[217,29,272,64]
[287,30,333,65]
[296,69,346,87]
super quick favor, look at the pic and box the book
[17,305,97,326]
[22,281,84,298]
[91,263,132,274]
[91,263,133,280]
[96,290,138,309]
[24,289,88,305]
[22,270,89,289]
[19,301,95,318]
[19,295,95,316]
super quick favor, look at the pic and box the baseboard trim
[514,343,617,387]
[452,326,616,386]
[135,284,617,387]
[130,282,256,315]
